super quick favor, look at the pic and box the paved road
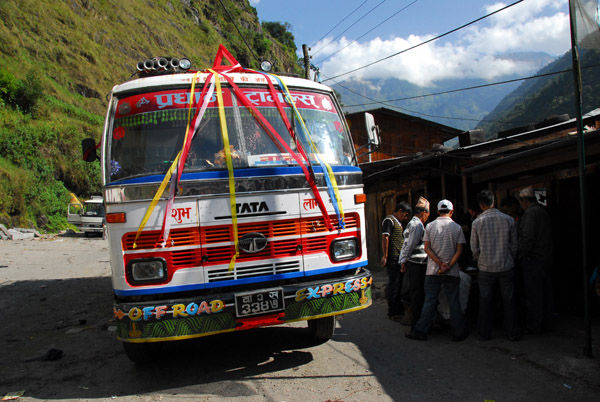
[1,235,599,401]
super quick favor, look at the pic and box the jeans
[414,274,467,338]
[386,263,404,317]
[407,261,427,326]
[478,269,519,338]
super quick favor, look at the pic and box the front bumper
[114,268,372,343]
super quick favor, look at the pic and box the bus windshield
[106,86,355,183]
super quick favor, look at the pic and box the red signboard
[116,88,337,118]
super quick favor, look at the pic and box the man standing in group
[406,199,468,341]
[399,197,430,327]
[518,187,553,334]
[380,201,411,321]
[471,190,520,341]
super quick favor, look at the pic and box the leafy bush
[0,69,43,114]
[0,69,20,108]
[0,105,101,231]
[262,22,295,50]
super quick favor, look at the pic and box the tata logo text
[236,201,269,214]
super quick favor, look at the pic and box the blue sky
[250,0,571,86]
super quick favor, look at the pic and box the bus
[84,46,376,363]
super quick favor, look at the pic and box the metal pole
[568,0,592,357]
[302,44,310,80]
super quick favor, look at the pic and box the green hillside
[0,0,300,231]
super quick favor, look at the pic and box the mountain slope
[0,0,299,230]
[334,52,554,132]
[476,48,600,136]
[336,76,522,132]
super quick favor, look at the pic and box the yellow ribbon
[277,78,345,226]
[208,69,239,271]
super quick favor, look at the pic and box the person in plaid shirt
[471,190,520,341]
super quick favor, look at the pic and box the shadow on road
[0,276,322,400]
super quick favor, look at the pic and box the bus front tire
[307,316,336,341]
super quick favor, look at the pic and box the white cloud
[317,0,570,87]
[249,0,260,5]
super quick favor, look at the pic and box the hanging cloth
[239,68,340,229]
[263,73,345,229]
[207,69,240,271]
[132,71,204,248]
[158,73,216,247]
[218,72,335,231]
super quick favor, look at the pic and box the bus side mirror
[82,138,99,162]
[364,113,380,148]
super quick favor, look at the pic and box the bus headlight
[330,238,359,261]
[126,258,167,284]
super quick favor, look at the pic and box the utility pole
[568,0,592,358]
[302,44,310,80]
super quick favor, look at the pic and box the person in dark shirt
[380,201,411,321]
[517,187,553,334]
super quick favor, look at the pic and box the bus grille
[205,260,301,282]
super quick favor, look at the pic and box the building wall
[347,110,452,162]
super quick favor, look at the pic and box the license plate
[235,288,284,317]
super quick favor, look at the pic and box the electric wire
[329,74,497,123]
[309,0,370,49]
[344,68,576,107]
[217,0,262,64]
[312,0,388,57]
[322,0,524,82]
[337,61,600,125]
[314,0,421,66]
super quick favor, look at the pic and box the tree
[262,21,295,50]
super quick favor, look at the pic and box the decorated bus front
[102,63,371,346]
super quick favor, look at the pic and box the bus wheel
[308,316,336,341]
[122,342,162,364]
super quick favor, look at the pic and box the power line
[314,0,421,65]
[309,0,370,49]
[312,0,388,57]
[217,0,261,64]
[329,74,489,123]
[343,68,576,107]
[335,60,600,124]
[322,0,524,82]
[328,72,533,125]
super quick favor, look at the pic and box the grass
[0,0,300,232]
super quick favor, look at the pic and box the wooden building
[348,106,600,316]
[346,107,460,162]
[345,108,461,268]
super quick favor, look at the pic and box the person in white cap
[406,199,469,341]
[518,186,553,334]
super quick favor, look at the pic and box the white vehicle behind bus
[67,195,105,237]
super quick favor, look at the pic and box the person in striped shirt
[399,197,430,327]
[471,189,520,341]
